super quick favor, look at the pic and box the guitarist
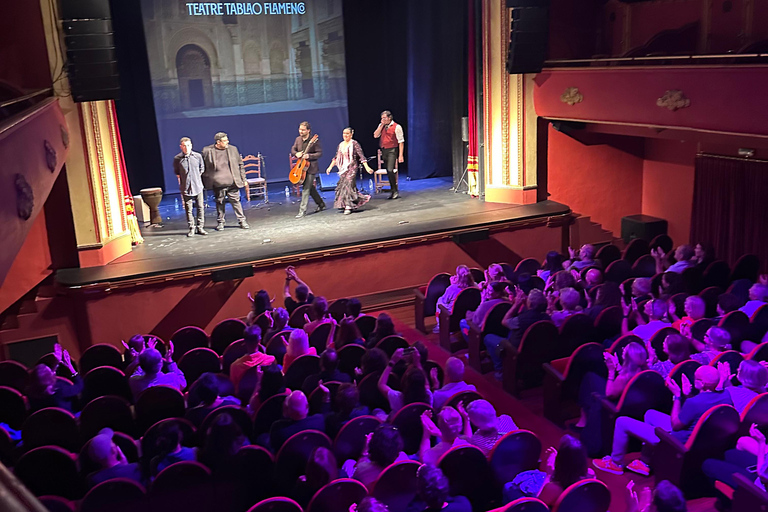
[291,121,326,218]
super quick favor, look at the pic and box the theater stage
[55,177,570,288]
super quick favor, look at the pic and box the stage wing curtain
[466,0,479,196]
[110,101,144,245]
[690,154,768,266]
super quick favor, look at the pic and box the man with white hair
[740,283,768,318]
[128,342,186,400]
[432,357,477,412]
[269,389,327,451]
[466,399,517,455]
[85,428,143,488]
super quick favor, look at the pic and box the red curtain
[466,0,479,196]
[690,155,768,268]
[110,100,144,245]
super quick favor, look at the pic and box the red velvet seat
[337,343,365,379]
[467,301,513,371]
[150,460,213,511]
[82,366,132,404]
[288,304,313,329]
[488,430,542,486]
[169,326,210,361]
[227,445,275,507]
[719,310,752,351]
[515,258,542,276]
[748,341,768,363]
[608,334,643,364]
[374,335,409,358]
[703,260,732,290]
[200,405,253,441]
[308,322,335,353]
[390,402,431,455]
[632,254,657,278]
[543,343,607,426]
[355,315,377,341]
[730,254,760,283]
[328,298,350,322]
[698,286,724,318]
[604,259,632,284]
[444,389,483,410]
[253,312,273,334]
[309,381,341,415]
[134,385,186,435]
[439,444,501,510]
[709,350,745,383]
[622,238,650,265]
[492,497,549,512]
[178,347,221,386]
[0,385,27,430]
[594,306,623,343]
[595,244,621,269]
[739,392,768,438]
[306,478,368,512]
[80,344,124,374]
[559,313,596,354]
[253,392,289,436]
[438,287,482,352]
[274,430,332,494]
[333,415,381,463]
[21,407,79,452]
[500,320,561,396]
[221,339,247,375]
[15,446,84,500]
[79,395,135,441]
[210,318,246,355]
[0,360,28,392]
[649,326,679,362]
[80,478,146,512]
[552,479,611,512]
[265,331,290,366]
[247,497,303,512]
[691,318,716,343]
[668,360,701,389]
[140,418,196,473]
[414,272,451,333]
[371,460,421,512]
[284,354,320,391]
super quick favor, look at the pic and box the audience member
[360,348,389,378]
[302,348,352,396]
[625,480,687,512]
[270,389,327,452]
[565,244,596,272]
[702,423,765,509]
[246,289,273,326]
[248,362,286,413]
[537,251,563,283]
[432,357,477,411]
[647,334,691,379]
[584,281,622,321]
[355,497,389,512]
[406,464,472,512]
[537,435,594,507]
[660,272,685,298]
[720,360,768,413]
[466,399,517,455]
[549,287,583,328]
[654,245,695,274]
[624,298,670,342]
[349,424,408,489]
[436,265,476,314]
[629,278,652,303]
[693,243,716,270]
[283,266,314,314]
[461,281,508,339]
[366,313,398,348]
[185,372,240,428]
[199,412,248,473]
[716,293,743,320]
[419,406,471,465]
[303,296,336,336]
[740,283,768,318]
[263,307,291,343]
[86,428,144,488]
[346,298,363,319]
[670,296,706,331]
[690,327,731,365]
[334,316,365,349]
[325,382,369,439]
[583,268,603,291]
[379,349,433,413]
[283,329,316,369]
[478,264,506,298]
[27,345,81,413]
[128,343,186,400]
[229,325,276,392]
[292,446,338,509]
[593,365,731,476]
[149,421,197,476]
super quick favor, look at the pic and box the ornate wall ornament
[60,125,69,148]
[14,174,34,220]
[657,90,690,111]
[44,140,57,172]
[560,87,583,106]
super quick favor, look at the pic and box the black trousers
[214,184,246,224]
[381,146,399,193]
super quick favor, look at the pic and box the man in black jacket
[291,121,325,218]
[201,132,249,230]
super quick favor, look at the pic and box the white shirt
[740,300,766,319]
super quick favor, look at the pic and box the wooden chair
[221,339,247,375]
[337,344,365,379]
[169,326,210,361]
[654,404,741,497]
[210,318,246,355]
[247,497,302,512]
[552,479,611,512]
[308,322,335,353]
[559,313,596,353]
[467,301,512,371]
[438,287,482,352]
[80,478,146,512]
[595,244,621,269]
[390,402,432,455]
[623,238,650,265]
[730,254,760,283]
[438,445,501,510]
[134,385,186,435]
[14,446,84,500]
[488,430,542,486]
[333,415,381,463]
[21,407,80,453]
[288,304,313,329]
[374,335,409,358]
[178,347,221,386]
[370,460,420,512]
[306,478,368,512]
[274,430,332,494]
[284,354,320,390]
[244,153,267,200]
[80,343,123,374]
[414,273,451,333]
[0,360,28,393]
[79,395,135,441]
[543,343,607,426]
[374,149,398,193]
[82,366,132,404]
[355,315,377,341]
[500,320,561,396]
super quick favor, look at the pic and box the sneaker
[626,459,650,476]
[344,208,351,215]
[186,229,195,237]
[295,212,305,219]
[391,191,400,199]
[240,222,250,229]
[315,203,326,213]
[592,456,624,475]
[215,223,225,231]
[197,228,208,235]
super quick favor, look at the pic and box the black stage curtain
[406,0,467,180]
[690,154,768,268]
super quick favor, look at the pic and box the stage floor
[56,177,569,287]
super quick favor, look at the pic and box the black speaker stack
[505,0,550,74]
[60,0,120,102]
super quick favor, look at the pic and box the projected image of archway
[176,44,213,109]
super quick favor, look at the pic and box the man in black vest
[291,121,325,218]
[201,132,250,230]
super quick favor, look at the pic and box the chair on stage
[374,149,398,193]
[244,153,268,201]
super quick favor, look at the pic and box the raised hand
[568,246,576,259]
[121,339,138,358]
[624,481,639,512]
[146,336,157,351]
[604,352,619,373]
[457,401,469,420]
[53,343,63,363]
[390,347,405,364]
[318,379,329,395]
[62,350,73,371]
[304,313,311,324]
[666,376,682,398]
[751,423,766,443]
[165,340,175,362]
[717,361,734,388]
[545,447,558,473]
[681,374,692,396]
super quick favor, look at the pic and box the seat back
[424,273,452,316]
[489,430,542,485]
[288,304,313,329]
[562,343,608,394]
[80,343,124,375]
[498,497,549,512]
[0,385,27,429]
[254,393,289,435]
[229,445,275,506]
[616,370,672,418]
[371,460,421,512]
[682,266,704,294]
[719,311,751,351]
[444,390,483,410]
[449,288,482,332]
[333,415,382,463]
[15,446,84,500]
[247,497,303,512]
[740,392,768,437]
[699,286,724,318]
[266,331,290,365]
[135,385,186,435]
[37,496,75,512]
[306,478,368,512]
[515,258,542,276]
[632,254,657,278]
[682,405,741,491]
[703,260,732,290]
[374,335,409,358]
[650,234,673,254]
[668,360,701,390]
[605,259,632,284]
[236,366,260,404]
[731,254,760,283]
[748,341,768,363]
[21,407,79,452]
[438,445,500,509]
[169,326,210,361]
[552,479,611,512]
[390,402,432,455]
[80,478,146,512]
[358,371,398,412]
[424,360,444,388]
[83,366,132,404]
[559,313,596,353]
[516,321,562,385]
[481,301,514,337]
[0,360,28,392]
[178,347,221,386]
[253,312,273,334]
[691,318,716,343]
[355,315,377,340]
[150,460,212,511]
[308,322,334,353]
[594,306,623,342]
[337,344,365,378]
[623,238,650,264]
[274,430,332,493]
[327,299,350,322]
[309,381,341,414]
[200,405,253,441]
[221,339,247,374]
[284,354,321,390]
[608,334,643,364]
[710,350,745,379]
[469,268,485,284]
[595,244,621,269]
[649,327,679,362]
[751,305,768,342]
[211,318,247,355]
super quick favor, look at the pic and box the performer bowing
[326,127,374,215]
[291,121,325,219]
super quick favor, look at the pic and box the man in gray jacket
[201,132,250,230]
[173,137,207,237]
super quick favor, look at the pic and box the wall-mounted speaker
[506,0,550,74]
[461,117,469,143]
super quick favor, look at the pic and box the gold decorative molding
[560,87,583,106]
[657,90,691,111]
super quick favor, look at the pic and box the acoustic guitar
[289,134,319,184]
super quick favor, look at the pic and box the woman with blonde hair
[283,329,316,369]
[434,265,477,333]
